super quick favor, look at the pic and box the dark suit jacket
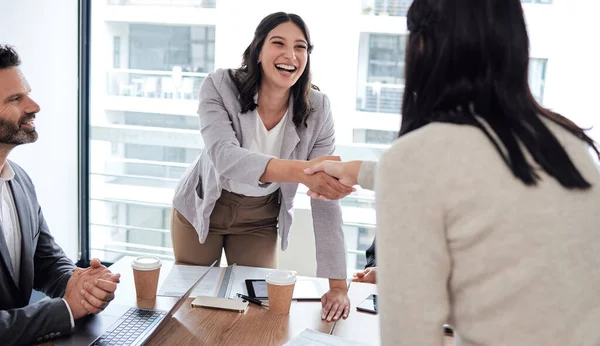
[365,237,376,269]
[0,161,76,345]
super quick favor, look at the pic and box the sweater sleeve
[357,160,377,190]
[376,144,451,346]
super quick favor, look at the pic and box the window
[344,225,377,270]
[89,2,214,262]
[521,0,553,4]
[85,0,575,276]
[361,0,412,16]
[356,33,406,115]
[354,129,398,145]
[107,0,217,7]
[113,36,121,68]
[529,58,548,104]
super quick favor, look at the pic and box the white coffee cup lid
[131,256,162,271]
[265,270,296,285]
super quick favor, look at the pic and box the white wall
[0,0,79,260]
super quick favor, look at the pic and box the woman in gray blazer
[172,12,352,321]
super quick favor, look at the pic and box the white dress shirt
[225,109,288,196]
[0,162,74,328]
[0,162,21,285]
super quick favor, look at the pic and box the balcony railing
[356,82,404,114]
[362,0,412,17]
[106,0,217,8]
[107,68,207,100]
[521,0,552,3]
[362,0,551,16]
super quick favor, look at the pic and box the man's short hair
[0,44,21,70]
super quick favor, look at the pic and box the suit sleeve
[33,206,76,298]
[0,298,73,345]
[199,73,274,188]
[308,94,347,279]
[365,237,376,268]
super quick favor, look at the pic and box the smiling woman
[171,12,352,322]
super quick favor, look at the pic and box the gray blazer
[173,69,346,279]
[0,161,76,345]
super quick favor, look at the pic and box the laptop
[55,260,217,346]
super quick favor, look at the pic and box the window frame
[78,0,93,266]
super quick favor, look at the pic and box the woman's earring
[257,59,261,65]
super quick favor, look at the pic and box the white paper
[157,264,225,298]
[284,329,370,346]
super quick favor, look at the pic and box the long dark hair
[401,0,599,188]
[228,12,316,127]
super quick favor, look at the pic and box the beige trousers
[171,189,280,268]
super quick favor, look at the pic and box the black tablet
[245,279,268,299]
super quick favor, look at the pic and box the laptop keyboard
[90,307,166,346]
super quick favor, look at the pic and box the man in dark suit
[0,45,120,345]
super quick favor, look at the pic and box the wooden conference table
[44,257,454,345]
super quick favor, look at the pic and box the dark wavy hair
[0,44,21,69]
[228,12,317,127]
[401,0,599,188]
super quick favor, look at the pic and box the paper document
[157,264,224,298]
[284,329,370,346]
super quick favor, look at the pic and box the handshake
[301,156,363,201]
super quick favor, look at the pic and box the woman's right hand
[304,160,363,199]
[301,171,355,200]
[305,160,362,186]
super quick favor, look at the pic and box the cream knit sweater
[358,121,600,346]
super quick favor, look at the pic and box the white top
[225,109,288,197]
[0,162,20,285]
[374,121,600,346]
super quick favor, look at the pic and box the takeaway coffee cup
[131,256,162,300]
[265,270,296,314]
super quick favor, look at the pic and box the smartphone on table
[245,279,268,299]
[356,294,378,314]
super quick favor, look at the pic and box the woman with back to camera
[306,0,600,344]
[171,12,352,321]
